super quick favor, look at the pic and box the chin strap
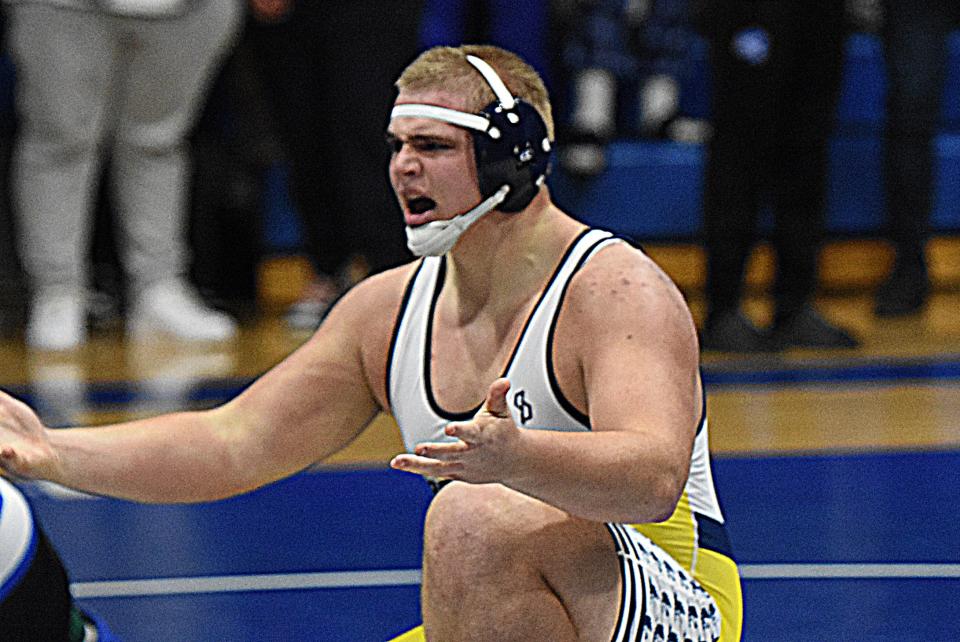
[405,185,511,257]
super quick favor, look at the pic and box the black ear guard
[473,97,552,213]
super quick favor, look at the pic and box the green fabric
[68,606,88,642]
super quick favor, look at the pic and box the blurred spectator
[246,0,424,330]
[0,22,22,339]
[874,2,960,316]
[4,0,242,351]
[552,0,706,179]
[696,0,859,352]
[188,25,286,317]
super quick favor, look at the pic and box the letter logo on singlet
[513,390,533,425]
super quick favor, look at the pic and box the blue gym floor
[13,360,960,642]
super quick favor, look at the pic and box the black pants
[882,1,958,264]
[246,1,424,277]
[700,0,845,322]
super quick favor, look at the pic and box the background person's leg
[112,0,242,341]
[6,5,118,350]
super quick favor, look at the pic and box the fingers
[390,453,463,478]
[415,439,468,459]
[443,421,479,443]
[483,378,511,418]
[391,438,471,477]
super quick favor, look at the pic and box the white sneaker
[284,275,343,331]
[26,289,86,351]
[128,279,237,342]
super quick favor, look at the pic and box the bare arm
[392,245,701,523]
[0,271,405,503]
[508,246,701,522]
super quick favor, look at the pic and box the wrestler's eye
[417,141,450,152]
[386,136,403,154]
[407,197,436,214]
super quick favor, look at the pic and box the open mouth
[407,196,436,215]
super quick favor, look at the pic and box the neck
[443,195,586,319]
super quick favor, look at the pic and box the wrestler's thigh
[429,482,621,640]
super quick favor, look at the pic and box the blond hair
[396,44,554,140]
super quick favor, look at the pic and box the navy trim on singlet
[385,260,426,412]
[607,524,633,640]
[544,234,614,429]
[696,383,707,436]
[697,513,735,559]
[423,257,476,421]
[423,228,595,421]
[606,523,648,642]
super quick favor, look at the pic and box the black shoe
[772,306,860,349]
[701,310,778,353]
[875,260,929,317]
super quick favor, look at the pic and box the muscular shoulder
[335,261,420,324]
[321,260,422,408]
[561,241,698,357]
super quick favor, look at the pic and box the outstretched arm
[0,273,402,503]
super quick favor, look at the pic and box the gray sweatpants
[6,0,242,294]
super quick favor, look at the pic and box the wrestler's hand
[0,390,59,480]
[390,378,521,484]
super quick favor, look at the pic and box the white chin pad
[405,186,510,257]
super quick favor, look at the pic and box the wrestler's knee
[423,482,521,569]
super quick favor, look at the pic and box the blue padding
[837,31,960,133]
[827,136,884,233]
[944,32,960,129]
[678,36,712,120]
[485,0,551,86]
[418,0,552,87]
[830,133,960,233]
[551,134,960,240]
[418,0,470,49]
[550,141,704,240]
[836,34,886,133]
[261,162,304,253]
[933,134,960,229]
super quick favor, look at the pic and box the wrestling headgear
[391,55,553,256]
